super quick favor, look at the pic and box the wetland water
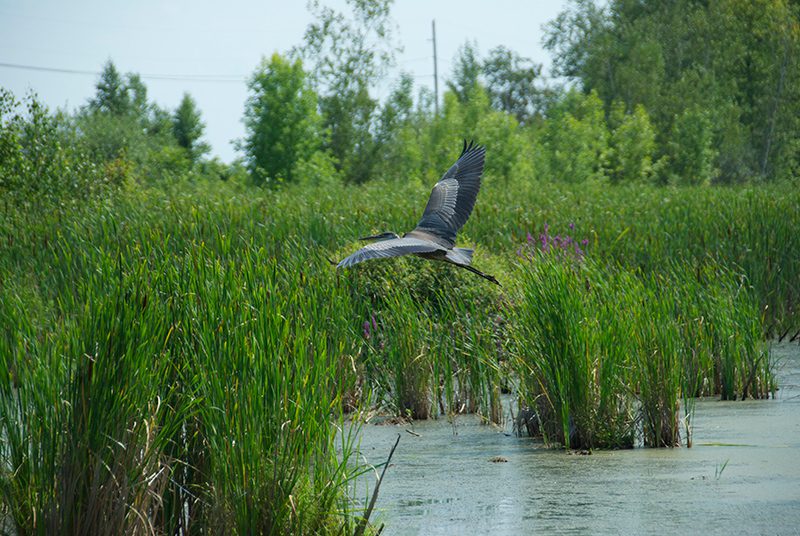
[353,343,800,535]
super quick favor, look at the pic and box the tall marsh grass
[0,196,366,533]
[0,177,794,530]
[512,247,773,449]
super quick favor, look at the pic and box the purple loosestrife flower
[362,320,371,339]
[523,221,590,264]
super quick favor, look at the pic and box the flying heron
[337,140,500,285]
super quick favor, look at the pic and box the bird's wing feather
[414,141,486,246]
[337,237,442,268]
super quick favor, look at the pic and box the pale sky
[0,1,567,162]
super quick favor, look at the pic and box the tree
[545,0,800,182]
[1,90,110,207]
[172,93,210,164]
[706,0,800,180]
[297,0,399,183]
[666,107,717,185]
[377,73,414,140]
[242,53,322,185]
[373,73,420,180]
[78,61,194,181]
[543,90,608,183]
[87,61,158,127]
[606,102,657,183]
[90,60,131,116]
[482,46,543,124]
[446,41,482,104]
[127,73,150,121]
[544,0,611,89]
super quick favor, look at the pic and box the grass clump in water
[342,251,507,422]
[511,228,774,449]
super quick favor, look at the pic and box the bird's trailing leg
[458,263,501,286]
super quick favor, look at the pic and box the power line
[0,61,247,83]
[396,55,432,64]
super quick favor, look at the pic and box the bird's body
[337,141,499,285]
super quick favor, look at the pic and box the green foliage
[606,102,658,183]
[172,92,210,163]
[666,107,718,185]
[294,149,342,186]
[544,0,611,87]
[242,53,322,185]
[266,0,800,187]
[87,62,155,124]
[446,41,482,104]
[545,0,800,182]
[321,85,378,183]
[300,0,397,90]
[89,60,132,116]
[0,90,112,208]
[76,60,202,183]
[4,2,800,527]
[482,45,544,124]
[373,74,424,182]
[377,73,414,140]
[298,0,399,183]
[541,89,608,182]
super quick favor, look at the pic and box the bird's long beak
[359,234,382,241]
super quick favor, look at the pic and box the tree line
[2,0,799,207]
[1,61,217,209]
[243,0,800,186]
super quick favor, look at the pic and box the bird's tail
[447,247,474,265]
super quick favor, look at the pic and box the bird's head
[359,231,400,242]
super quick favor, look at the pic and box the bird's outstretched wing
[413,140,486,247]
[337,237,442,269]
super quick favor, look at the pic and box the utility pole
[432,19,439,115]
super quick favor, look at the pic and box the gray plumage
[336,141,499,285]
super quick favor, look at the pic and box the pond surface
[353,342,800,535]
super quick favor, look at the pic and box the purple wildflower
[523,221,589,264]
[362,320,371,339]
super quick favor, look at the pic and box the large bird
[337,140,499,285]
